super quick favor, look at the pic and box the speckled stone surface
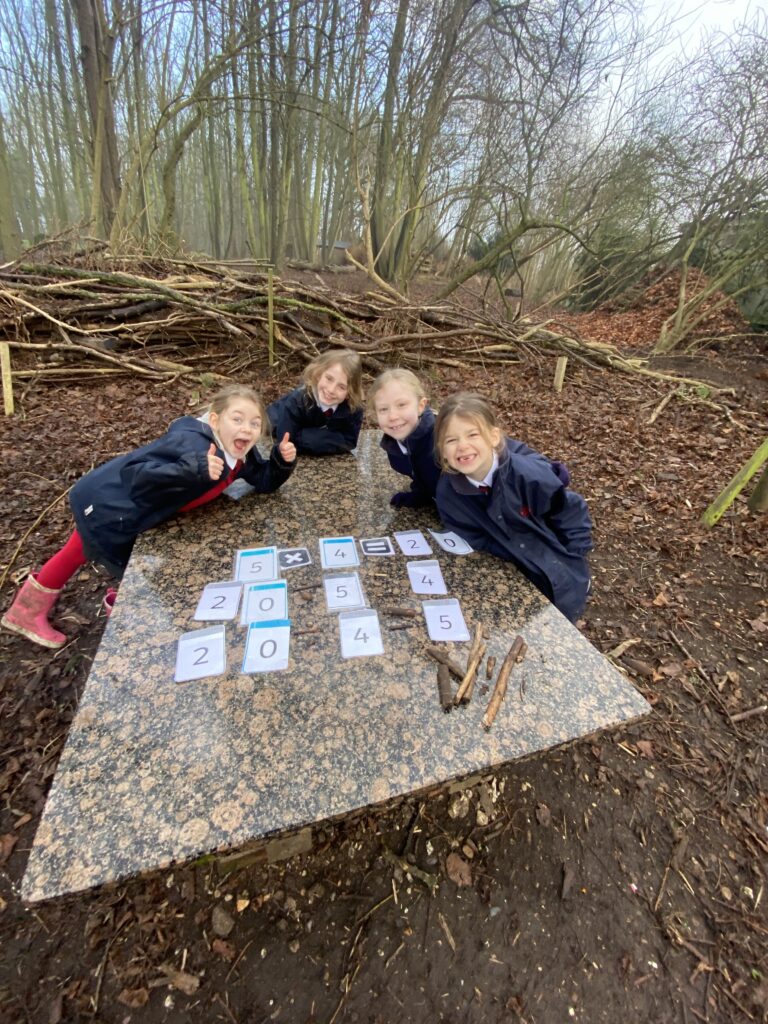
[22,431,649,902]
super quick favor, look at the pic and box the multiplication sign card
[234,546,278,583]
[242,619,291,674]
[339,609,384,658]
[422,598,470,642]
[407,559,447,595]
[394,530,432,556]
[193,581,242,621]
[241,580,288,625]
[320,536,360,569]
[428,529,474,555]
[323,573,366,611]
[175,624,227,682]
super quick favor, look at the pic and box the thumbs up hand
[278,432,297,463]
[206,442,225,480]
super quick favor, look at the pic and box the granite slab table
[22,431,650,902]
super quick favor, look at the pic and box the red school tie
[324,408,333,418]
[478,484,491,494]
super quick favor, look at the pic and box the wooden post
[702,437,768,526]
[553,356,568,393]
[0,341,13,415]
[267,266,275,367]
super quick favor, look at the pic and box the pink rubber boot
[1,574,67,649]
[103,588,117,616]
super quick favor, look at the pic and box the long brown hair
[303,349,364,410]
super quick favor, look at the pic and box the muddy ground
[1,271,766,1024]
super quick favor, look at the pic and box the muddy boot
[1,574,67,649]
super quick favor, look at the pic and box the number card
[241,580,288,625]
[234,547,278,583]
[406,559,447,595]
[323,573,366,611]
[422,598,470,642]
[320,536,360,569]
[175,624,227,683]
[193,581,242,621]
[360,536,395,557]
[339,609,384,659]
[394,530,432,556]
[278,547,312,571]
[428,529,474,555]
[242,619,291,674]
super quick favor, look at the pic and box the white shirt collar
[466,451,499,489]
[312,387,338,414]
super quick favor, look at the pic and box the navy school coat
[70,416,295,577]
[267,386,363,455]
[435,438,593,622]
[379,407,441,507]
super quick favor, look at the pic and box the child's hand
[206,442,225,480]
[278,432,297,463]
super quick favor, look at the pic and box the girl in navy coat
[267,349,364,455]
[2,384,296,649]
[435,393,593,622]
[368,368,441,507]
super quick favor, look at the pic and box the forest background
[0,0,766,346]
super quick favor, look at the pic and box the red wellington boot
[1,574,67,649]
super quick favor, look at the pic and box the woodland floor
[0,270,766,1024]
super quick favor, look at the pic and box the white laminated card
[394,530,432,556]
[242,619,291,674]
[323,572,366,612]
[422,598,470,642]
[428,529,474,555]
[234,546,278,583]
[319,536,360,569]
[175,624,227,683]
[406,559,447,595]
[241,580,288,625]
[339,608,384,659]
[193,581,242,621]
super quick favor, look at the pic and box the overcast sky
[647,0,761,61]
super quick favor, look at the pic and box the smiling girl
[435,393,592,623]
[1,384,296,648]
[368,368,440,507]
[267,349,364,455]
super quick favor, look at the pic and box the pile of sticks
[0,251,673,386]
[428,627,528,730]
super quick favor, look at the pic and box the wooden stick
[485,655,496,680]
[380,606,420,618]
[553,355,568,393]
[455,622,485,705]
[729,704,767,724]
[462,646,485,704]
[437,665,453,713]
[483,636,527,731]
[267,266,275,366]
[0,341,13,414]
[425,646,465,680]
